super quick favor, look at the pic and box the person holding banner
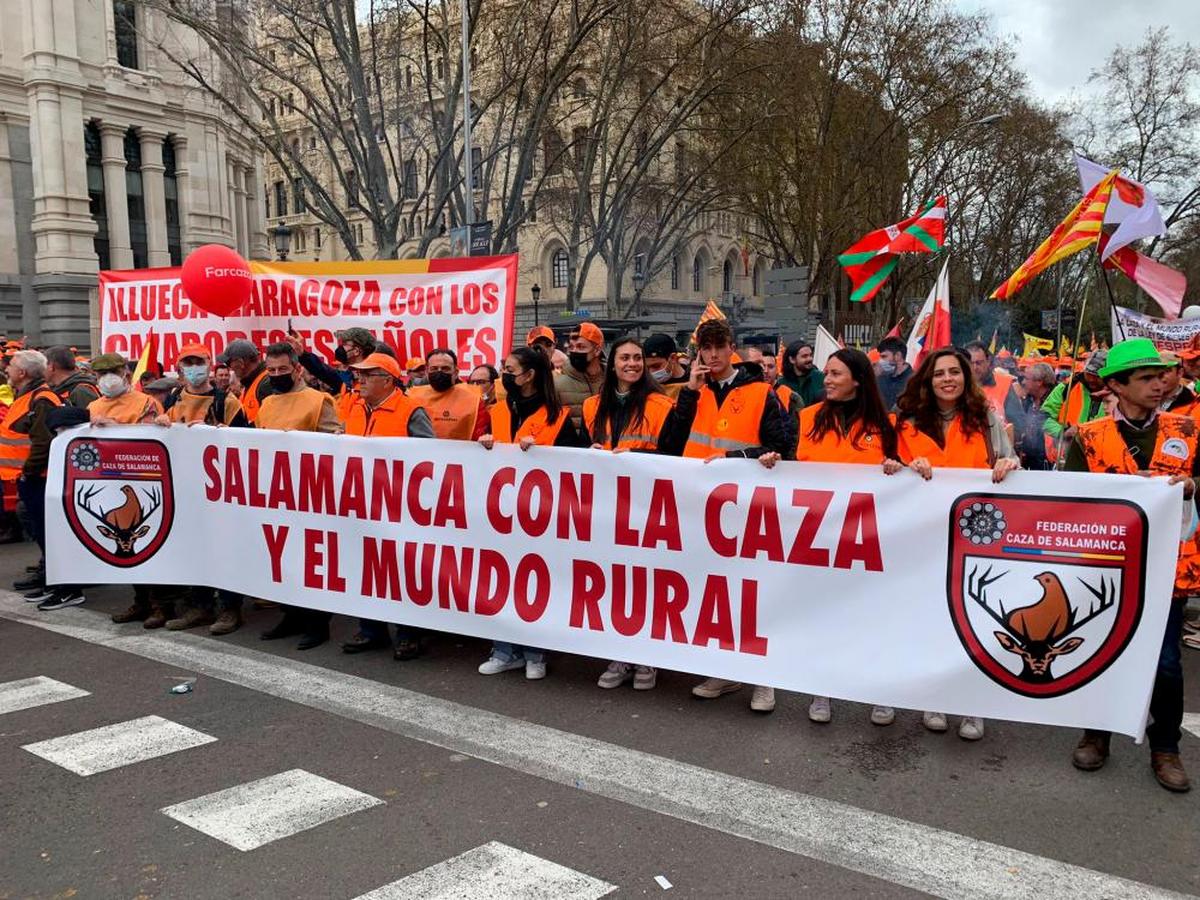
[341,351,436,660]
[795,348,906,725]
[1064,338,1196,793]
[895,346,1021,741]
[679,318,790,713]
[583,337,688,691]
[88,354,162,426]
[256,342,343,650]
[216,340,276,424]
[408,349,491,441]
[478,345,587,679]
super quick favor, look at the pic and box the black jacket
[673,365,793,459]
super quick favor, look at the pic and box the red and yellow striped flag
[992,170,1119,300]
[691,299,726,343]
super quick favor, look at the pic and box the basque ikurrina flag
[991,171,1119,300]
[838,197,946,303]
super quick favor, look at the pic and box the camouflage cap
[90,353,128,373]
[335,327,377,352]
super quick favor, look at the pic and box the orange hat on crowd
[730,351,743,363]
[352,353,404,379]
[575,321,604,348]
[526,325,555,347]
[176,343,211,363]
[405,357,426,371]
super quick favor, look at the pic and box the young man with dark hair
[875,336,912,411]
[673,318,791,713]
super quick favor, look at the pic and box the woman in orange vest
[586,338,686,692]
[477,346,587,680]
[894,346,1020,741]
[799,349,906,727]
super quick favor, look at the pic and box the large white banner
[1112,304,1200,351]
[46,427,1182,737]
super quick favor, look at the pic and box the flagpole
[1100,264,1128,341]
[1055,277,1092,466]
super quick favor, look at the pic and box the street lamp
[531,282,541,326]
[271,221,293,261]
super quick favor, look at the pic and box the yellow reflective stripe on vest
[685,431,756,451]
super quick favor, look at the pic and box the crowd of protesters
[1,320,1197,794]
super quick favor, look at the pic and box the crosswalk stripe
[355,841,616,899]
[1184,713,1200,740]
[21,715,216,776]
[0,675,90,715]
[160,768,384,851]
[0,596,1192,899]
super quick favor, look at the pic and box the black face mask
[428,371,454,393]
[334,346,348,366]
[268,373,295,393]
[569,351,591,372]
[501,372,520,395]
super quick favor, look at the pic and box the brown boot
[111,603,150,624]
[209,610,241,636]
[1151,752,1191,793]
[166,607,216,631]
[1072,731,1110,771]
[144,604,172,629]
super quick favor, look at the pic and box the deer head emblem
[968,566,1116,682]
[76,484,162,558]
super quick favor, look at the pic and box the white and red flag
[907,258,951,367]
[1076,155,1166,261]
[1100,234,1187,319]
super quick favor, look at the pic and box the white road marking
[160,768,383,851]
[1184,713,1200,740]
[0,596,1192,900]
[0,675,89,715]
[355,841,616,899]
[22,714,216,776]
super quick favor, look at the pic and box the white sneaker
[478,655,524,675]
[958,716,985,741]
[525,660,547,680]
[632,666,657,691]
[750,685,776,713]
[808,696,832,723]
[598,661,632,689]
[870,705,895,726]
[922,711,948,732]
[691,677,742,699]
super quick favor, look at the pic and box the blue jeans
[491,642,545,664]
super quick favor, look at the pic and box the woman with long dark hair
[798,349,906,727]
[477,345,587,679]
[893,346,1020,741]
[583,338,688,691]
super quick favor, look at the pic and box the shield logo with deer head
[62,437,174,568]
[946,493,1146,697]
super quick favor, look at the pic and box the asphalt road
[1,540,1198,899]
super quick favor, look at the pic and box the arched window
[551,248,569,288]
[692,256,702,293]
[722,259,733,293]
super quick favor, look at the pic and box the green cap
[91,353,128,373]
[1097,338,1175,379]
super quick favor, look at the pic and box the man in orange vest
[216,339,276,424]
[1065,338,1195,793]
[675,318,790,713]
[1042,350,1109,452]
[88,354,162,425]
[2,350,67,609]
[966,341,1018,426]
[408,348,491,441]
[342,352,434,659]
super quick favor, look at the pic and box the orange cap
[730,351,743,363]
[351,353,403,379]
[576,321,604,348]
[176,343,211,362]
[526,325,555,346]
[405,357,426,371]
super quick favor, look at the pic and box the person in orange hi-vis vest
[476,345,588,680]
[408,348,491,441]
[965,340,1018,429]
[796,348,908,727]
[585,337,691,693]
[1064,337,1196,793]
[217,339,277,424]
[340,352,436,660]
[896,346,1021,743]
[87,353,162,426]
[675,318,792,714]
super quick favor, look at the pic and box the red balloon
[180,244,253,318]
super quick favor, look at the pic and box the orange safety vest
[682,381,772,459]
[255,387,331,432]
[582,392,674,451]
[407,383,481,440]
[335,385,359,423]
[896,415,992,469]
[490,400,569,445]
[796,403,887,464]
[775,384,794,411]
[343,390,420,437]
[0,386,61,480]
[88,391,162,424]
[980,370,1014,425]
[1076,413,1200,592]
[239,369,270,423]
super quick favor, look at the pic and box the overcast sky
[954,0,1200,102]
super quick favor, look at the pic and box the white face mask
[651,368,671,383]
[97,373,128,399]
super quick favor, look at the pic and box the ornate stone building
[0,0,266,348]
